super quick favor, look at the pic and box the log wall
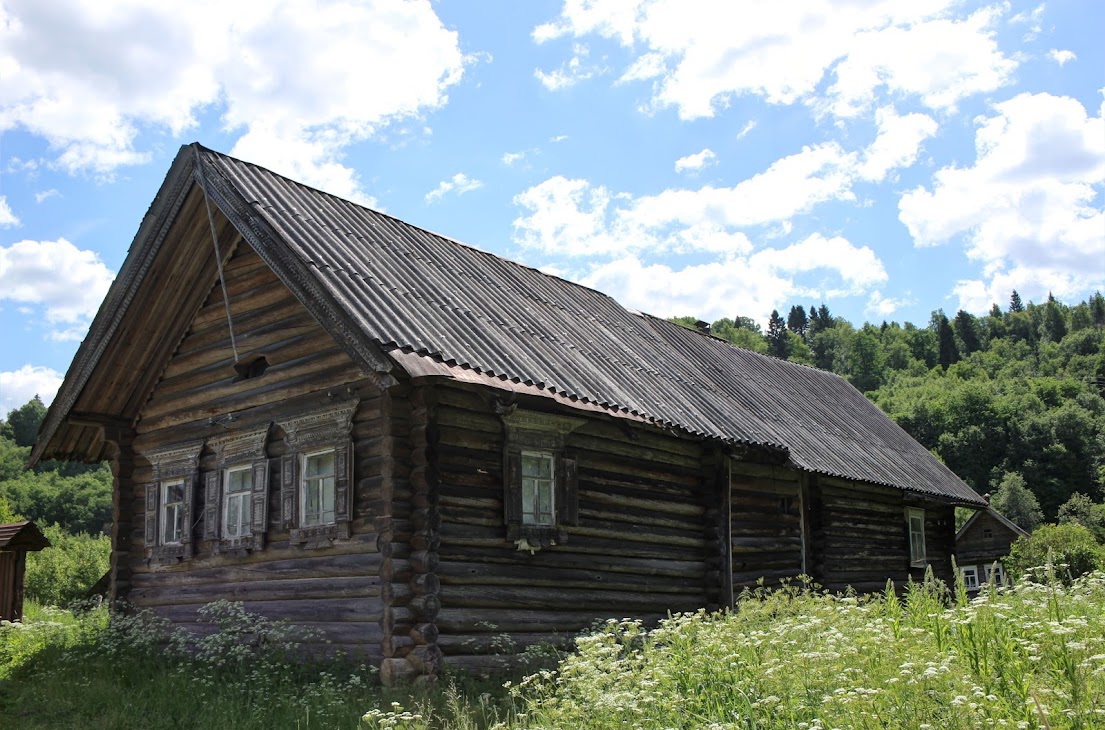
[813,476,956,593]
[728,462,806,591]
[428,383,712,673]
[123,241,387,660]
[956,511,1020,565]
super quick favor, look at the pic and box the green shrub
[1006,522,1105,583]
[23,525,110,607]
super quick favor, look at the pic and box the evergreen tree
[1042,297,1067,342]
[1009,290,1025,313]
[767,310,789,359]
[953,310,981,357]
[786,305,808,337]
[1090,292,1105,327]
[987,303,1006,340]
[990,472,1043,532]
[847,327,886,392]
[934,312,958,369]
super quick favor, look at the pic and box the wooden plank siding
[426,382,712,673]
[122,242,388,660]
[814,476,956,593]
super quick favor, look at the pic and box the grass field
[2,570,1102,729]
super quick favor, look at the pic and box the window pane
[165,482,184,505]
[537,482,552,514]
[522,478,536,518]
[322,477,336,523]
[163,504,182,543]
[305,481,321,525]
[227,498,240,536]
[306,452,336,478]
[522,454,552,478]
[228,469,252,493]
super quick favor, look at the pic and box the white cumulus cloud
[425,173,484,203]
[857,107,939,182]
[535,0,1015,120]
[0,239,116,338]
[899,92,1105,310]
[0,197,18,227]
[577,233,886,324]
[0,365,63,414]
[0,0,467,201]
[1047,49,1076,66]
[674,148,717,174]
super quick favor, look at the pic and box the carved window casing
[276,402,356,547]
[143,442,202,561]
[501,410,584,549]
[204,426,270,553]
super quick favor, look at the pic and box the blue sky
[1,0,1103,413]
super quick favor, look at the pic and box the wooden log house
[32,144,987,682]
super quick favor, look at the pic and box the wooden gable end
[135,240,365,441]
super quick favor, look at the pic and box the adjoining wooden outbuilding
[31,144,987,682]
[0,521,51,622]
[955,507,1029,591]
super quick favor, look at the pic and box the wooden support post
[104,425,137,605]
[721,456,734,610]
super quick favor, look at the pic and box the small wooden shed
[0,521,51,622]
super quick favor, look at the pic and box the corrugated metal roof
[198,147,983,506]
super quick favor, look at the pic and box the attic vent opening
[233,356,269,382]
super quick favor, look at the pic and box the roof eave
[31,146,199,466]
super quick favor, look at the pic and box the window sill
[507,524,566,549]
[212,534,264,555]
[291,522,351,548]
[146,543,188,564]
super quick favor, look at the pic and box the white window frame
[520,450,556,527]
[222,465,254,539]
[984,562,1005,586]
[961,565,979,590]
[161,479,186,545]
[300,448,338,528]
[907,507,926,568]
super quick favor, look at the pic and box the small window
[961,565,979,590]
[907,507,926,568]
[521,452,556,526]
[983,527,993,539]
[161,480,186,545]
[984,563,1005,586]
[276,403,356,546]
[223,466,253,538]
[501,409,585,549]
[205,427,270,553]
[302,450,337,527]
[143,441,202,562]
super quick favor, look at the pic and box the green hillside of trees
[0,397,112,535]
[673,290,1105,532]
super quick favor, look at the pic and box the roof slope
[201,147,981,506]
[36,144,984,506]
[0,521,51,551]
